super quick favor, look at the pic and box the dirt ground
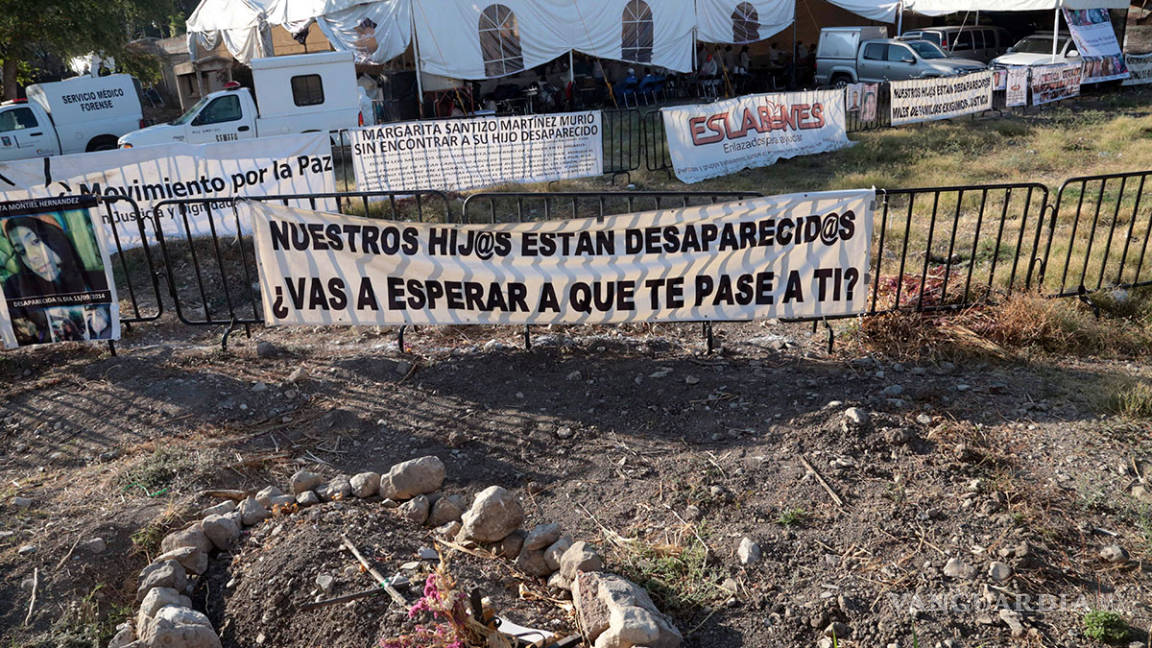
[0,314,1150,648]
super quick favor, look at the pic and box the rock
[1100,545,1129,563]
[315,574,334,594]
[255,486,283,507]
[843,408,870,428]
[399,495,430,525]
[824,622,852,639]
[200,501,236,517]
[139,606,221,648]
[290,470,324,495]
[380,498,399,509]
[1133,484,1152,504]
[514,549,553,577]
[156,546,209,576]
[573,571,682,648]
[545,535,574,571]
[548,571,571,591]
[560,541,604,581]
[988,561,1013,582]
[80,537,107,554]
[500,531,525,560]
[201,514,241,551]
[418,547,439,561]
[160,524,214,556]
[239,497,270,526]
[137,587,192,629]
[737,537,762,566]
[915,413,932,425]
[683,505,701,521]
[884,428,914,445]
[17,544,35,555]
[998,608,1025,637]
[108,625,135,648]
[267,494,296,509]
[296,491,320,506]
[349,472,381,498]
[287,366,306,383]
[316,476,351,501]
[380,456,446,500]
[943,558,975,580]
[435,521,462,539]
[523,523,563,551]
[255,341,283,358]
[460,486,524,542]
[137,561,188,601]
[428,494,467,526]
[11,496,33,509]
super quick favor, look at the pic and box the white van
[0,74,143,161]
[119,51,372,148]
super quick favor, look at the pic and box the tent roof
[826,0,902,22]
[904,0,1129,15]
[187,0,266,32]
[262,0,367,26]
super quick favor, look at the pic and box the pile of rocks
[110,454,681,648]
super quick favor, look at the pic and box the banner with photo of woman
[0,195,119,349]
[1063,8,1128,84]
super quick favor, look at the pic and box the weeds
[1102,379,1152,419]
[608,524,726,617]
[129,502,186,559]
[776,508,809,527]
[1082,610,1129,643]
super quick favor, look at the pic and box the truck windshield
[169,96,211,125]
[907,41,947,59]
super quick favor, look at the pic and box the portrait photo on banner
[0,196,119,348]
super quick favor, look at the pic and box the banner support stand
[411,10,425,116]
[523,324,532,350]
[107,340,116,357]
[398,324,407,352]
[703,321,714,355]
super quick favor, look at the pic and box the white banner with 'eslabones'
[252,190,875,327]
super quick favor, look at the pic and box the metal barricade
[870,183,1050,314]
[1041,170,1152,298]
[460,191,764,224]
[602,109,642,180]
[845,81,892,133]
[640,109,673,174]
[150,191,451,329]
[94,195,165,324]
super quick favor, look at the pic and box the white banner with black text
[252,190,875,326]
[889,71,993,126]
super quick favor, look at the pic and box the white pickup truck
[119,51,372,148]
[0,74,144,161]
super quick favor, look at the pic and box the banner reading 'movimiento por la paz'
[0,133,337,249]
[660,90,850,184]
[252,190,874,327]
[889,71,993,126]
[351,111,604,192]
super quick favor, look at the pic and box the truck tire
[830,74,853,88]
[86,135,120,152]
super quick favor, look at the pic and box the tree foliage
[0,0,176,95]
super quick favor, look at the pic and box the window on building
[479,4,523,76]
[291,74,325,106]
[622,0,654,62]
[732,2,760,43]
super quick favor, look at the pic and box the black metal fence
[602,109,643,178]
[1041,170,1152,298]
[460,190,763,224]
[845,82,893,133]
[150,191,450,328]
[640,109,673,175]
[97,195,164,325]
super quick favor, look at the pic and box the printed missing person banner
[1006,67,1029,107]
[660,90,850,184]
[1123,53,1152,86]
[0,133,337,248]
[889,71,993,126]
[351,111,604,192]
[1063,8,1128,84]
[1031,63,1082,106]
[251,190,875,327]
[0,195,119,348]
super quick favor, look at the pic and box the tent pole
[897,2,904,35]
[791,0,798,88]
[569,50,575,84]
[411,9,425,116]
[1052,6,1060,63]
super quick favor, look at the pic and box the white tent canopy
[568,0,695,73]
[904,0,1128,15]
[313,0,412,64]
[186,0,273,64]
[825,0,901,22]
[262,0,366,26]
[696,0,794,43]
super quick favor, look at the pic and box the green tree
[0,0,175,97]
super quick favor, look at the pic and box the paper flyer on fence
[0,195,119,349]
[660,90,850,184]
[251,190,875,327]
